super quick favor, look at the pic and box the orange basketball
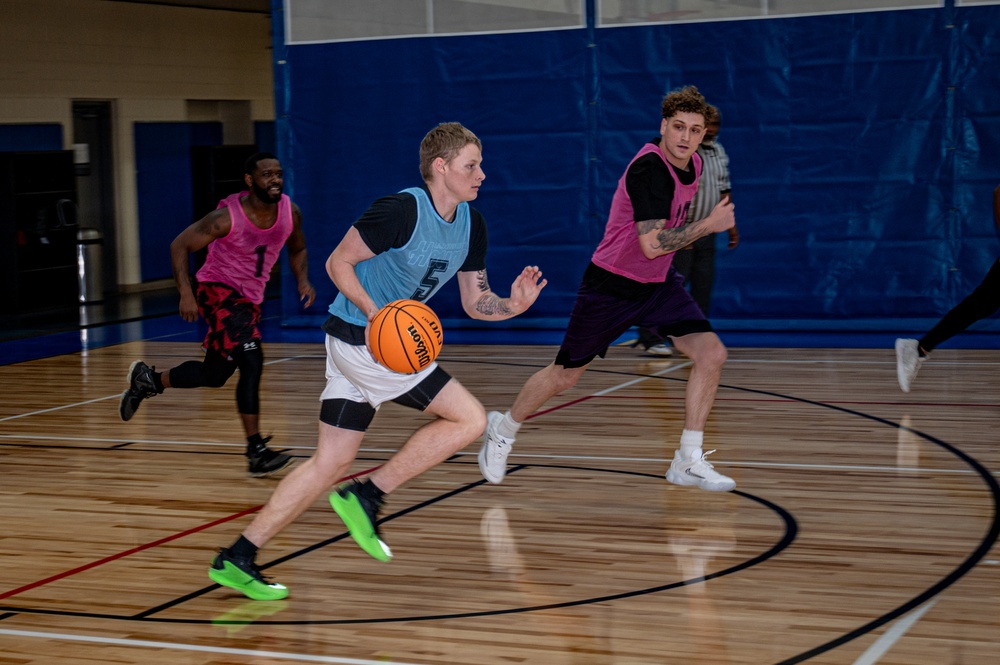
[368,299,443,374]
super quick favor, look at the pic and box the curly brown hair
[660,86,710,122]
[419,122,482,182]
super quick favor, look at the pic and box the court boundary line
[3,350,997,425]
[0,628,422,665]
[0,464,382,602]
[852,600,938,665]
[0,433,989,477]
[2,349,996,663]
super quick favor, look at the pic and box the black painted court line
[2,361,995,665]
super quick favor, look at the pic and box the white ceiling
[104,0,271,14]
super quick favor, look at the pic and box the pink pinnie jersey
[591,143,702,283]
[195,191,293,304]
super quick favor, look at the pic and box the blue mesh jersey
[328,186,487,328]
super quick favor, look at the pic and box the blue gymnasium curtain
[273,0,1000,339]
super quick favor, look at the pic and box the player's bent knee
[233,340,264,379]
[462,401,488,438]
[713,342,729,366]
[320,398,376,432]
[553,365,585,392]
[697,342,727,368]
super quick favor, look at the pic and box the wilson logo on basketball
[407,324,432,367]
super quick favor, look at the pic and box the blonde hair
[419,122,482,182]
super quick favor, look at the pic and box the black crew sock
[151,372,165,393]
[359,478,387,505]
[229,535,259,561]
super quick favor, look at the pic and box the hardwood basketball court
[0,340,997,664]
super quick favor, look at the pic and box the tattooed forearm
[636,218,664,235]
[475,270,491,293]
[474,294,513,317]
[639,220,700,253]
[653,225,699,252]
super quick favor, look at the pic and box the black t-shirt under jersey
[323,186,488,343]
[585,139,698,301]
[354,186,487,270]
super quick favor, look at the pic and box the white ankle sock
[679,429,704,460]
[496,411,522,439]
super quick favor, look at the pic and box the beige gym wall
[1,0,274,286]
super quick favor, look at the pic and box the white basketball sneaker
[895,338,925,393]
[478,411,515,484]
[666,450,735,492]
[645,343,673,357]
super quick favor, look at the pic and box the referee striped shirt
[686,139,730,223]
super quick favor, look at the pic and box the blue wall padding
[254,120,276,154]
[0,124,63,152]
[276,29,595,327]
[134,122,223,282]
[274,3,1000,335]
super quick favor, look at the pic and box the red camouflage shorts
[196,282,262,357]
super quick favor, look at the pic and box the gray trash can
[76,228,104,303]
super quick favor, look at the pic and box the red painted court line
[526,395,594,419]
[0,505,262,601]
[0,464,381,601]
[592,394,1000,408]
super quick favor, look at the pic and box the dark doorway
[72,101,117,296]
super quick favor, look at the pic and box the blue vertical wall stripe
[943,0,959,303]
[271,0,309,325]
[585,0,601,249]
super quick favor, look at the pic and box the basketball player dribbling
[207,122,547,600]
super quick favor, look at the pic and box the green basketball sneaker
[208,548,289,601]
[329,480,393,562]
